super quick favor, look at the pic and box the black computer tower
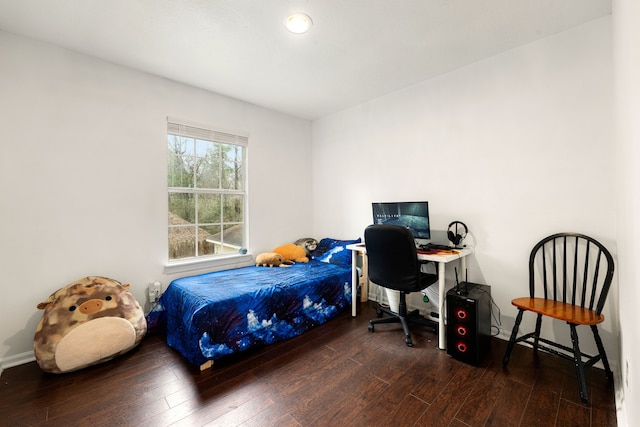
[446,283,491,365]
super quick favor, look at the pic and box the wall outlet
[148,281,162,303]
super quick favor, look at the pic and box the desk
[346,243,473,350]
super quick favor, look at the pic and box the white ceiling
[0,0,611,121]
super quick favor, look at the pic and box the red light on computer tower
[456,325,468,336]
[456,342,468,353]
[455,308,468,320]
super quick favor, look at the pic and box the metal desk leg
[460,255,467,282]
[351,249,358,317]
[438,261,446,349]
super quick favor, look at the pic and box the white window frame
[165,118,250,273]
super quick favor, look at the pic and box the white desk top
[346,243,472,263]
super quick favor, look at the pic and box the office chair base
[368,303,437,347]
[376,303,419,319]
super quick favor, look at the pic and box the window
[167,120,248,261]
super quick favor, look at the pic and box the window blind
[167,119,248,147]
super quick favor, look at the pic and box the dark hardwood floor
[0,302,616,426]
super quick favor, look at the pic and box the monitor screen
[371,201,430,240]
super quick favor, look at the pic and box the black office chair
[502,232,614,405]
[364,224,439,347]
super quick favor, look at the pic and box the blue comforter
[147,260,352,367]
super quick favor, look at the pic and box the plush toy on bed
[255,252,291,267]
[293,237,318,257]
[34,276,147,374]
[273,243,310,263]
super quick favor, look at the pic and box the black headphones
[447,221,468,246]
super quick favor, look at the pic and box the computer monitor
[371,201,431,241]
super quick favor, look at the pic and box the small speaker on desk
[446,283,491,365]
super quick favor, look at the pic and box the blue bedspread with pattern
[146,260,352,367]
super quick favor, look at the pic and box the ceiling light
[285,13,313,34]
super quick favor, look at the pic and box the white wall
[613,0,640,425]
[313,16,617,374]
[0,31,312,368]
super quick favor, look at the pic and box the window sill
[164,253,254,275]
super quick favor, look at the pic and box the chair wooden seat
[502,233,614,405]
[511,297,604,325]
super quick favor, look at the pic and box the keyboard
[419,243,453,251]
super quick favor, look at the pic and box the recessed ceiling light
[285,13,313,34]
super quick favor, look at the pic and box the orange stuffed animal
[273,243,309,263]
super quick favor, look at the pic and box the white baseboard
[1,350,36,375]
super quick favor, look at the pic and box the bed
[147,238,360,369]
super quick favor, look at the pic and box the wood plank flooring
[0,302,617,426]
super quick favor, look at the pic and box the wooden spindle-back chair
[502,232,614,405]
